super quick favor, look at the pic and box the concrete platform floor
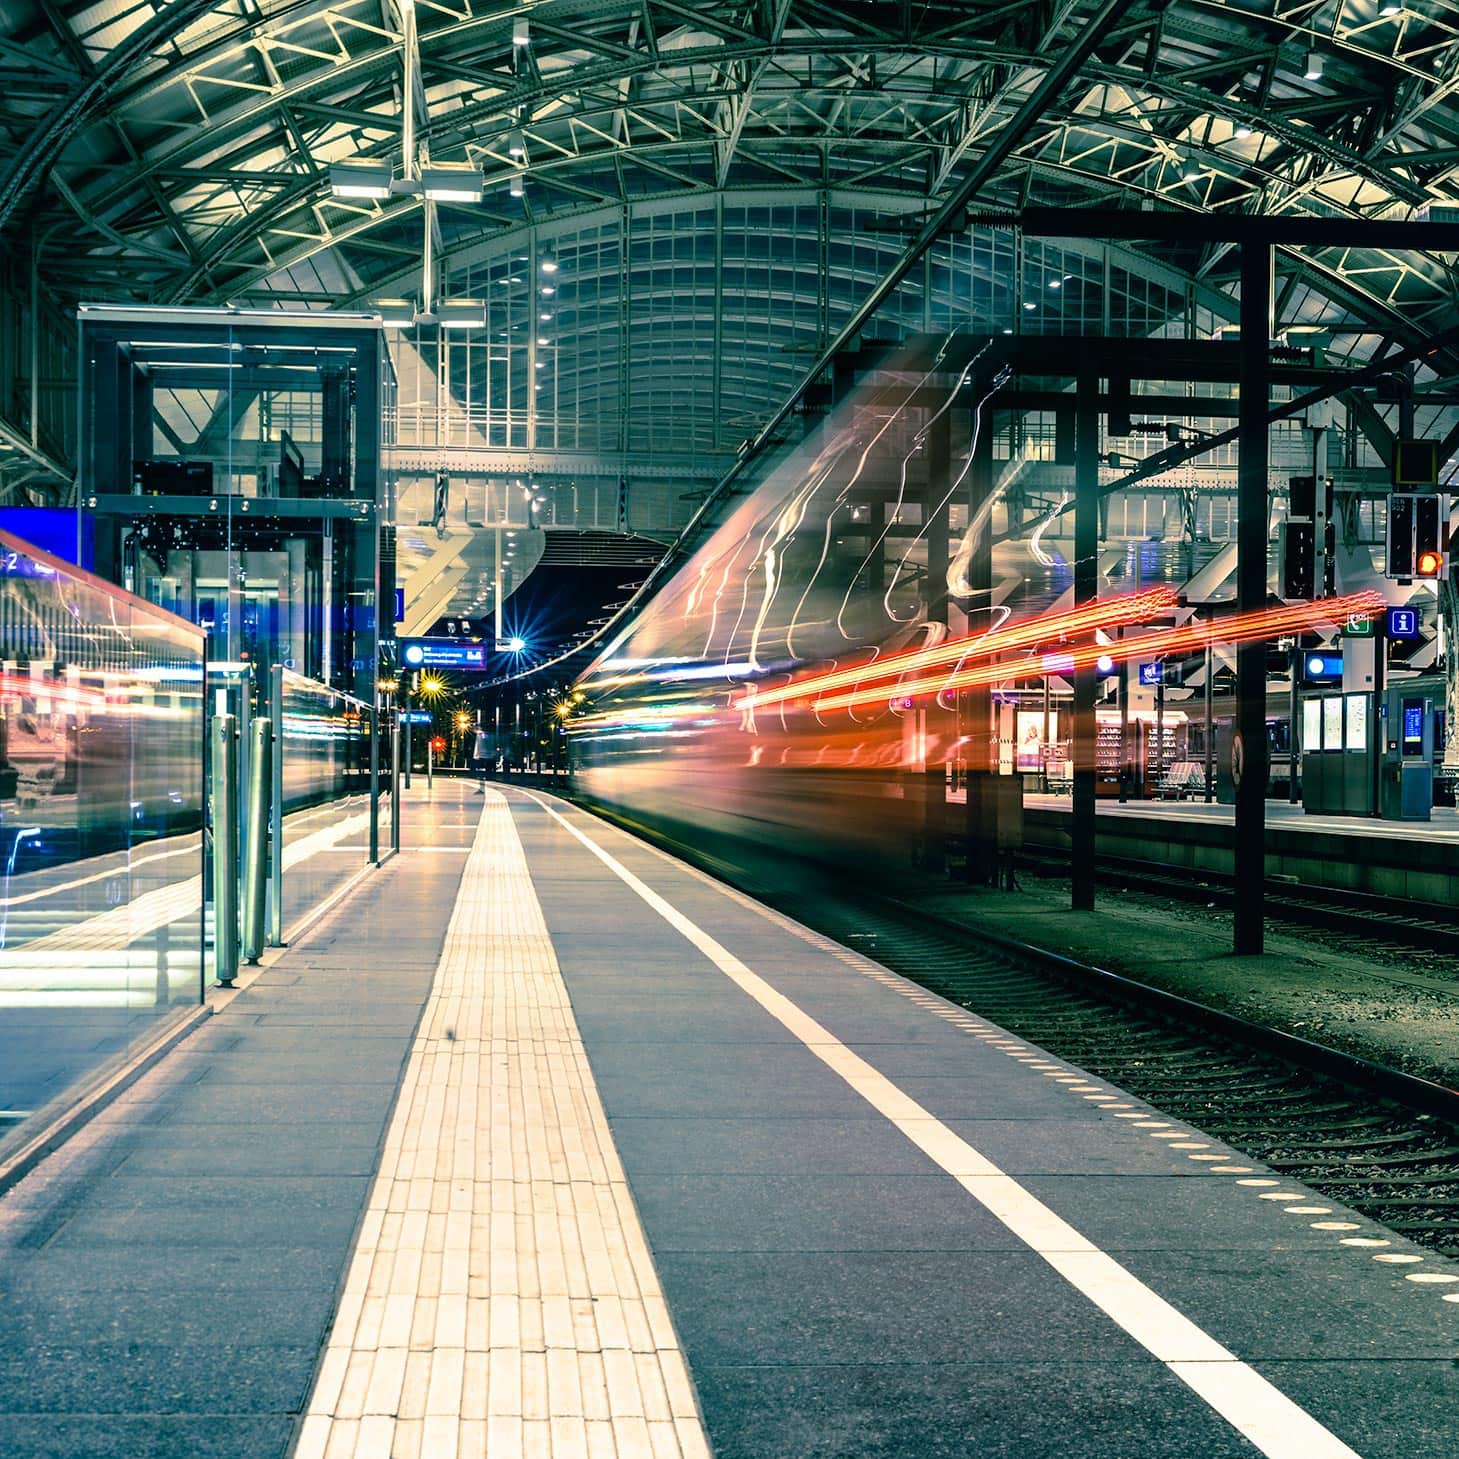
[0,781,1453,1459]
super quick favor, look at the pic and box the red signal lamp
[1417,549,1444,577]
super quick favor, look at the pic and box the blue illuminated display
[1304,652,1344,680]
[1404,705,1424,742]
[1138,662,1163,686]
[399,638,487,670]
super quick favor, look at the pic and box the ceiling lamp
[372,297,417,327]
[1234,121,1253,139]
[509,171,525,197]
[540,250,559,274]
[509,130,526,159]
[420,163,484,201]
[329,159,393,199]
[1305,51,1324,80]
[513,16,529,46]
[1380,1,1400,14]
[438,299,487,329]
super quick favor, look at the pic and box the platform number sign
[1386,606,1420,640]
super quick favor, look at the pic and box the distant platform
[1018,793,1459,904]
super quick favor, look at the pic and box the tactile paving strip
[293,791,710,1459]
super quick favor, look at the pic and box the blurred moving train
[567,336,1451,870]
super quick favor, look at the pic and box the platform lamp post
[377,676,398,861]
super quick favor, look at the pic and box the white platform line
[293,789,711,1459]
[526,791,1366,1459]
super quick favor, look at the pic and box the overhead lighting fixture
[540,284,555,296]
[513,16,529,46]
[438,298,487,329]
[420,163,484,201]
[1380,0,1400,12]
[1022,301,1037,311]
[372,297,417,328]
[509,172,525,197]
[1234,121,1253,139]
[540,311,552,321]
[508,130,525,159]
[1305,50,1324,80]
[540,251,559,274]
[329,159,393,199]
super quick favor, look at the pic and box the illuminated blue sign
[399,638,487,670]
[1386,607,1420,640]
[397,710,433,724]
[1304,652,1344,681]
[394,587,405,623]
[1138,663,1164,686]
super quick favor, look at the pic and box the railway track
[809,896,1459,1259]
[575,797,1459,1259]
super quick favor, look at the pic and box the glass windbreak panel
[0,527,204,1162]
[276,671,370,929]
[1323,696,1343,750]
[1344,695,1367,751]
[1303,699,1323,751]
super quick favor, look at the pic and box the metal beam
[386,448,734,480]
[1234,242,1273,957]
[1010,206,1459,252]
[702,0,1143,498]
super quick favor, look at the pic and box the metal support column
[390,709,402,854]
[1203,640,1215,802]
[210,714,239,987]
[961,416,995,883]
[268,666,284,942]
[922,387,951,874]
[403,675,413,789]
[1288,644,1301,804]
[1234,243,1274,954]
[1071,372,1100,911]
[368,690,380,866]
[241,717,273,964]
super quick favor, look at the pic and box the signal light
[1386,491,1448,579]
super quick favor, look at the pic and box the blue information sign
[1303,652,1343,681]
[1138,663,1163,686]
[397,710,433,724]
[399,638,488,670]
[1386,606,1420,640]
[394,586,405,623]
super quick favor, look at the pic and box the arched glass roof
[4,0,1459,503]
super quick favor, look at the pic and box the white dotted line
[596,837,1459,1313]
[823,933,1459,1306]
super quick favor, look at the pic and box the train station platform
[0,782,1455,1458]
